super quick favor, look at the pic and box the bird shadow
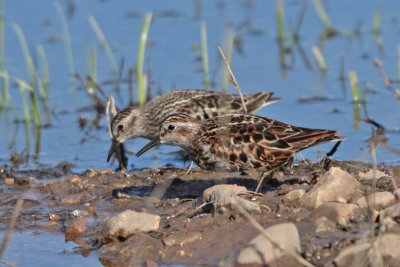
[112,176,280,200]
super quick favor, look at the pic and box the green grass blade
[55,1,75,87]
[0,69,8,110]
[12,24,36,83]
[37,45,50,96]
[137,12,153,106]
[23,118,30,154]
[312,0,332,29]
[0,0,5,70]
[201,22,210,90]
[353,100,360,131]
[88,15,118,77]
[86,44,97,83]
[372,6,381,34]
[34,125,41,155]
[12,23,46,107]
[276,0,284,43]
[398,44,400,82]
[30,91,41,126]
[349,71,360,102]
[312,46,327,71]
[18,84,30,124]
[221,31,234,93]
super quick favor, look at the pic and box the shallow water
[0,2,399,264]
[0,0,399,172]
[0,231,99,267]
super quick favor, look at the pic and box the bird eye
[118,124,124,131]
[167,125,175,131]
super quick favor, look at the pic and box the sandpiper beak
[136,138,160,157]
[107,139,119,162]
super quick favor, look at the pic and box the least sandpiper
[136,113,345,172]
[107,89,279,163]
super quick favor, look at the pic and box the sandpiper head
[110,107,142,143]
[107,107,141,162]
[136,114,201,157]
[159,114,201,146]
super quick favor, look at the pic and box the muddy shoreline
[0,160,400,266]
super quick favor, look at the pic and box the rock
[311,202,359,226]
[358,169,387,180]
[67,174,82,184]
[61,197,81,204]
[379,217,398,232]
[355,192,395,208]
[176,250,185,256]
[144,259,159,267]
[101,168,113,174]
[202,184,247,203]
[100,210,160,241]
[314,216,336,233]
[380,203,400,220]
[379,203,400,231]
[302,167,363,208]
[237,223,300,265]
[43,221,58,228]
[163,231,201,247]
[202,184,260,215]
[64,216,88,234]
[285,189,305,201]
[5,177,14,185]
[48,213,62,221]
[329,233,400,266]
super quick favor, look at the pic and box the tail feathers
[243,92,280,113]
[288,130,346,152]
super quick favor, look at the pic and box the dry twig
[106,96,118,139]
[233,199,315,267]
[0,199,24,261]
[217,46,247,113]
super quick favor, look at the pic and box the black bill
[107,139,119,162]
[136,138,160,157]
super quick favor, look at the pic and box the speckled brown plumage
[136,113,346,172]
[107,89,279,162]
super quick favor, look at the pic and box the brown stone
[202,184,247,203]
[358,169,387,180]
[61,197,81,204]
[302,167,363,208]
[64,216,88,234]
[67,174,82,184]
[329,233,400,266]
[237,223,300,265]
[312,202,359,225]
[202,184,260,214]
[314,216,336,233]
[380,202,400,220]
[101,210,161,241]
[163,231,201,247]
[285,189,305,201]
[355,192,395,208]
[5,177,14,185]
[48,213,62,221]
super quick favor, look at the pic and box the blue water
[0,1,399,266]
[0,231,99,267]
[0,0,399,172]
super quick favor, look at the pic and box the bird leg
[322,141,342,170]
[255,168,277,193]
[182,161,194,178]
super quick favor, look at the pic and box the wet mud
[0,160,399,266]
